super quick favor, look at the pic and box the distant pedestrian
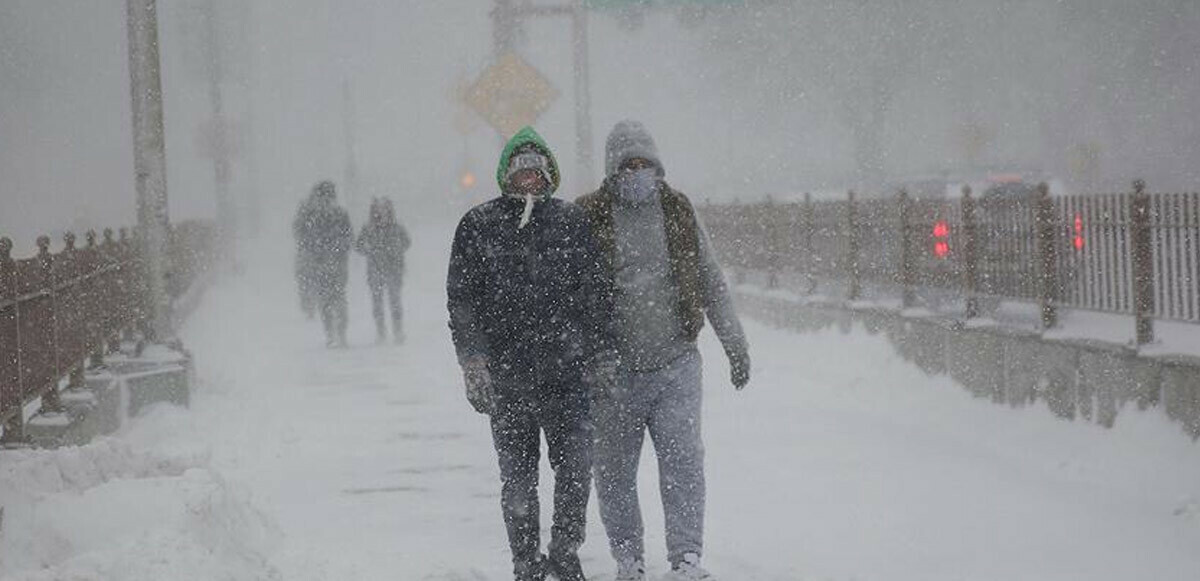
[299,180,352,348]
[292,189,320,319]
[356,197,411,344]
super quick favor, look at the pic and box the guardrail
[700,181,1199,345]
[0,222,213,444]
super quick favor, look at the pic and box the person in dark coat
[447,126,617,581]
[301,180,353,348]
[356,197,411,344]
[292,189,320,319]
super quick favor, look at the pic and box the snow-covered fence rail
[700,181,1200,346]
[0,222,213,445]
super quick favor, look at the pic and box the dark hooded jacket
[356,201,411,286]
[447,127,615,387]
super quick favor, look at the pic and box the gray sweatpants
[592,347,705,566]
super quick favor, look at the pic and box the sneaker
[664,553,714,581]
[548,552,585,581]
[614,558,646,581]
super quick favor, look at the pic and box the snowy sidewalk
[2,220,1199,580]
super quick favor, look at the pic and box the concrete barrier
[735,287,1200,440]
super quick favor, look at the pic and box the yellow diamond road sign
[465,53,559,137]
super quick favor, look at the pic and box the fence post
[803,192,816,294]
[0,236,23,446]
[37,236,65,415]
[898,188,915,309]
[961,185,980,319]
[846,190,861,301]
[764,196,779,289]
[1130,179,1155,345]
[1034,182,1059,329]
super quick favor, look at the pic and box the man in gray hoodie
[577,120,751,581]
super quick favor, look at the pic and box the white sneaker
[614,558,645,581]
[663,553,714,581]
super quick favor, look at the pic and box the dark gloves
[461,355,494,415]
[583,350,620,396]
[728,348,750,390]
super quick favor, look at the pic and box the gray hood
[604,119,665,178]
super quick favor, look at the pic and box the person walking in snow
[447,126,617,581]
[577,120,751,581]
[356,197,411,344]
[301,180,353,348]
[292,189,320,319]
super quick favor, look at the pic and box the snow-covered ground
[2,217,1199,580]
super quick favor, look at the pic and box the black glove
[729,348,750,390]
[461,355,494,415]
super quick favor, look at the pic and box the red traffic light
[932,219,950,258]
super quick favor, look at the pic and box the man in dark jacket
[300,180,353,348]
[356,197,411,344]
[292,189,320,318]
[577,121,751,581]
[447,126,616,581]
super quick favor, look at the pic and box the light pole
[491,0,594,189]
[125,0,170,339]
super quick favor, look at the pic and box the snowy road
[3,218,1199,580]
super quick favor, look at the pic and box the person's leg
[369,282,386,341]
[387,277,403,341]
[334,284,349,346]
[318,288,336,345]
[491,393,544,575]
[646,349,706,567]
[539,388,591,570]
[592,370,653,564]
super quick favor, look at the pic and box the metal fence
[700,182,1200,344]
[0,222,213,442]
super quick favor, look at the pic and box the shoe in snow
[515,554,550,581]
[548,552,585,581]
[614,558,646,581]
[664,553,713,581]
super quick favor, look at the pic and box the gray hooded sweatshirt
[602,120,747,371]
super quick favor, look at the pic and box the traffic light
[932,219,950,259]
[460,171,477,190]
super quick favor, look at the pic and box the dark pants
[490,384,592,575]
[368,274,402,340]
[317,283,347,345]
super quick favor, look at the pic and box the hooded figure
[356,197,411,343]
[298,180,353,348]
[447,127,616,581]
[292,189,321,318]
[577,120,751,581]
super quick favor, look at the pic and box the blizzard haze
[1,2,1199,581]
[3,1,1199,247]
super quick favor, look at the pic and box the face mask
[615,168,659,204]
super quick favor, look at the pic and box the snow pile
[0,405,281,581]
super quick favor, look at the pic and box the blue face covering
[615,168,659,204]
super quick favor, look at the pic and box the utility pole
[125,0,171,339]
[571,1,593,187]
[202,0,235,259]
[490,0,594,189]
[342,79,361,216]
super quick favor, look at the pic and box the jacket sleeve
[447,213,487,365]
[697,220,749,359]
[576,211,617,359]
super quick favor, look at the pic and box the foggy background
[2,0,1198,252]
